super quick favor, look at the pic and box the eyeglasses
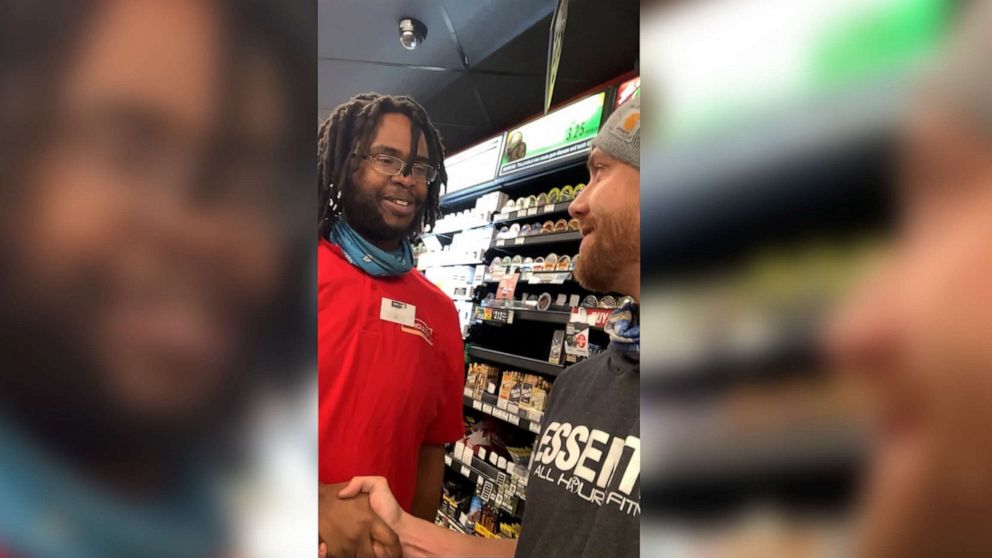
[354,152,437,183]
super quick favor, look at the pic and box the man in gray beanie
[826,2,992,557]
[332,96,641,558]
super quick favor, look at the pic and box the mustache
[578,215,597,233]
[380,188,424,205]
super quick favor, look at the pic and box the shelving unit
[464,393,544,434]
[415,76,635,541]
[492,201,572,224]
[491,231,582,249]
[466,346,565,377]
[444,452,527,517]
[637,79,924,533]
[485,271,574,285]
[472,305,607,330]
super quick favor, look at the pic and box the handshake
[318,478,406,558]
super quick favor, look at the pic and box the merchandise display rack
[463,393,544,435]
[466,346,565,377]
[472,305,605,329]
[492,201,572,224]
[418,79,635,539]
[639,79,911,528]
[491,231,582,249]
[443,452,527,517]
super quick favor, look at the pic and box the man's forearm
[411,445,446,521]
[396,511,517,558]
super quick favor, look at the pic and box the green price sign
[499,92,605,177]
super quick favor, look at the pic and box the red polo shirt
[318,239,465,510]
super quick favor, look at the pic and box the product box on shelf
[431,209,494,235]
[548,330,565,364]
[423,265,477,301]
[467,362,500,400]
[475,191,508,214]
[455,300,474,337]
[495,371,551,414]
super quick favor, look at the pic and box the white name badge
[380,298,416,327]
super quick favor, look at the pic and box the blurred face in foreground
[1,0,290,439]
[569,148,641,296]
[827,101,992,556]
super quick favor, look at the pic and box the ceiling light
[399,17,427,51]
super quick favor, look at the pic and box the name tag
[380,298,416,327]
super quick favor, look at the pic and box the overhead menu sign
[616,76,640,108]
[444,133,506,194]
[498,92,605,178]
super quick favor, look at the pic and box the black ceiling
[318,0,638,155]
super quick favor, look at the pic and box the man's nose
[824,262,900,379]
[392,168,417,188]
[569,189,589,219]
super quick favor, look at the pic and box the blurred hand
[319,482,400,558]
[338,476,404,532]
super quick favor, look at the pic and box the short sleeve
[423,299,465,444]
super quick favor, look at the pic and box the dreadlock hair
[318,92,447,240]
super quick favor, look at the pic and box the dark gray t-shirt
[515,345,640,558]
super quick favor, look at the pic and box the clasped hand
[318,479,402,558]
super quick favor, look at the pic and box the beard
[341,179,425,244]
[0,247,250,462]
[573,206,639,294]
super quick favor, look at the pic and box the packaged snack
[548,330,565,364]
[530,381,548,412]
[519,375,533,408]
[508,373,522,405]
[498,371,516,401]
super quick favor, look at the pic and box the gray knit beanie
[591,96,640,169]
[922,0,992,137]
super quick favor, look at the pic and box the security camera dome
[399,18,427,51]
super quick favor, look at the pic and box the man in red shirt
[317,93,465,557]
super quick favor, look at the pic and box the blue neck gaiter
[604,302,640,361]
[0,417,222,558]
[329,219,413,277]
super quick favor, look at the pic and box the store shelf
[440,158,586,209]
[491,231,582,249]
[435,512,472,535]
[474,305,605,330]
[417,260,484,271]
[642,81,902,275]
[423,222,493,238]
[643,327,820,394]
[464,393,544,435]
[467,345,565,377]
[444,452,526,517]
[485,271,574,285]
[492,201,572,225]
[641,424,866,514]
[501,157,587,190]
[515,308,570,325]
